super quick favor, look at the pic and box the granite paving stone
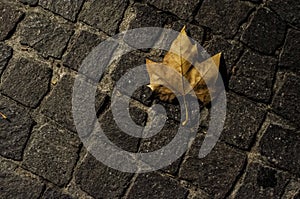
[279,29,300,70]
[0,95,35,160]
[259,124,300,176]
[19,0,38,6]
[229,50,277,103]
[0,3,24,41]
[41,75,107,133]
[179,137,247,198]
[241,8,286,55]
[281,180,300,199]
[0,43,12,76]
[234,162,290,199]
[39,0,85,22]
[267,0,300,28]
[19,12,74,58]
[195,0,253,38]
[22,123,81,186]
[79,0,128,35]
[272,73,300,126]
[0,57,52,108]
[145,0,200,20]
[220,93,266,150]
[127,172,188,199]
[42,186,74,199]
[63,31,105,71]
[0,158,44,199]
[75,153,133,199]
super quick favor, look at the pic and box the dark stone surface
[220,93,266,150]
[39,0,85,21]
[19,0,38,6]
[75,153,133,199]
[279,29,300,70]
[42,186,74,199]
[0,3,24,41]
[139,118,182,174]
[41,75,107,133]
[22,123,81,186]
[123,4,170,48]
[0,95,35,160]
[0,158,44,199]
[63,31,105,71]
[180,138,247,198]
[205,36,243,75]
[19,12,74,58]
[229,50,277,103]
[267,0,300,28]
[281,180,300,199]
[145,0,200,20]
[79,0,128,35]
[0,57,52,108]
[235,162,289,199]
[0,43,12,76]
[127,172,188,199]
[195,0,253,38]
[241,8,286,54]
[259,124,300,176]
[98,99,147,152]
[272,73,300,126]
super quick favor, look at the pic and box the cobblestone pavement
[0,0,299,198]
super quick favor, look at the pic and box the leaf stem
[0,111,7,120]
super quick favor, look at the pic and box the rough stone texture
[79,0,128,35]
[19,0,38,6]
[272,73,300,126]
[0,57,52,108]
[241,8,286,54]
[0,3,24,41]
[39,0,85,21]
[195,0,253,38]
[220,93,266,150]
[127,172,188,199]
[146,0,200,20]
[41,75,107,133]
[229,50,277,103]
[281,180,300,199]
[0,158,44,199]
[0,95,35,160]
[180,138,247,198]
[279,29,300,70]
[63,31,105,71]
[19,12,74,58]
[98,100,147,152]
[205,36,243,75]
[22,123,81,186]
[267,0,300,28]
[0,43,12,76]
[123,4,170,48]
[235,162,290,199]
[42,186,74,199]
[259,124,300,176]
[75,153,133,199]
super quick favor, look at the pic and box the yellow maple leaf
[146,26,223,124]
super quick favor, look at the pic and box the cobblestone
[0,3,24,41]
[19,12,74,58]
[39,0,85,22]
[0,57,52,108]
[19,0,38,6]
[195,0,253,38]
[229,50,277,102]
[259,124,300,176]
[79,0,128,35]
[234,162,290,198]
[241,8,286,54]
[0,95,34,160]
[22,123,81,186]
[42,186,74,199]
[0,43,12,76]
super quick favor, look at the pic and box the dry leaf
[0,111,7,120]
[146,26,222,124]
